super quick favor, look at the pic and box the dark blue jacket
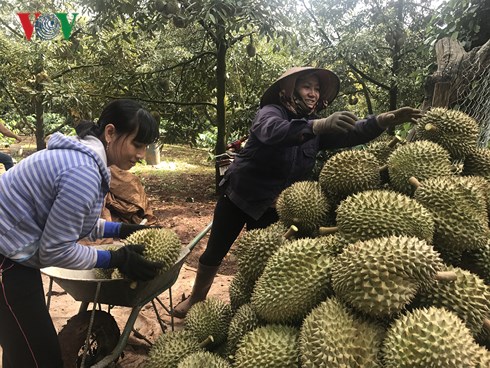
[222,104,384,219]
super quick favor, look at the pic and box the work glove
[376,107,423,129]
[119,223,161,239]
[311,111,359,135]
[108,244,163,282]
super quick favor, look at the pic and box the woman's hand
[311,111,359,135]
[376,107,423,129]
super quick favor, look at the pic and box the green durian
[233,325,299,368]
[251,237,334,324]
[234,222,287,284]
[176,351,231,368]
[382,307,481,368]
[415,107,479,160]
[185,298,232,346]
[418,266,490,342]
[336,189,434,245]
[412,176,489,252]
[463,147,490,179]
[387,140,453,195]
[300,297,384,368]
[332,236,444,317]
[319,149,381,201]
[225,304,261,360]
[125,228,182,273]
[229,271,255,312]
[145,330,202,368]
[276,181,329,236]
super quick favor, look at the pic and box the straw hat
[260,67,340,111]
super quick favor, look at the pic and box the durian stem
[425,123,437,132]
[283,225,298,240]
[408,176,421,188]
[483,318,490,332]
[379,165,389,175]
[199,335,214,348]
[318,226,338,236]
[388,136,401,148]
[434,271,457,281]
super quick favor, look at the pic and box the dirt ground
[0,149,239,367]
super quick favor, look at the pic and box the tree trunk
[422,37,490,110]
[35,94,45,150]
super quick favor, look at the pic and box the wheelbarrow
[42,222,212,368]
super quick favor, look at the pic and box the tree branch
[0,19,24,39]
[86,93,218,109]
[140,51,216,76]
[51,63,108,80]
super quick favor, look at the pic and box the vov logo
[17,12,78,41]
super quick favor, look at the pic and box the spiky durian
[176,351,231,368]
[417,266,490,342]
[251,237,335,324]
[415,107,479,159]
[319,149,381,202]
[300,297,384,368]
[463,147,490,179]
[411,176,489,252]
[233,325,299,368]
[276,181,329,236]
[364,136,400,165]
[335,189,434,245]
[387,140,453,195]
[185,298,232,346]
[382,307,481,368]
[229,271,255,312]
[461,241,490,285]
[225,304,261,360]
[145,330,203,368]
[332,236,445,318]
[125,228,182,273]
[234,222,287,284]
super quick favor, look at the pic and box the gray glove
[311,111,359,135]
[376,107,423,129]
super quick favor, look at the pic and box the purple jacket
[222,104,384,219]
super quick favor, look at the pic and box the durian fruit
[176,351,231,368]
[300,297,384,368]
[225,304,261,360]
[453,175,490,216]
[381,307,481,368]
[387,140,453,195]
[145,330,203,368]
[251,237,335,324]
[276,181,329,236]
[125,228,182,274]
[185,298,232,346]
[463,147,490,179]
[411,176,490,253]
[335,189,434,245]
[417,266,490,343]
[461,241,490,285]
[233,324,299,368]
[364,136,400,165]
[474,346,490,368]
[229,271,255,312]
[415,107,479,160]
[234,222,287,284]
[331,236,445,318]
[318,149,381,202]
[94,244,121,279]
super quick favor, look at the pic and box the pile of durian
[145,108,490,367]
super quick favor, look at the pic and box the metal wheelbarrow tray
[41,222,212,368]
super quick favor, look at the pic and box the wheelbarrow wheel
[58,310,121,368]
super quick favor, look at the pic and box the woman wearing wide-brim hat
[171,66,423,318]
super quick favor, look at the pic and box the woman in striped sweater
[0,99,163,368]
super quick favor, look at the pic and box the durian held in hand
[110,228,183,282]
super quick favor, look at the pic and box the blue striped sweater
[0,133,110,269]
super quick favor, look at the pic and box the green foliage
[426,0,490,50]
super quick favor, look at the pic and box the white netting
[453,64,490,147]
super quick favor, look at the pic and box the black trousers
[199,194,279,266]
[0,255,63,368]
